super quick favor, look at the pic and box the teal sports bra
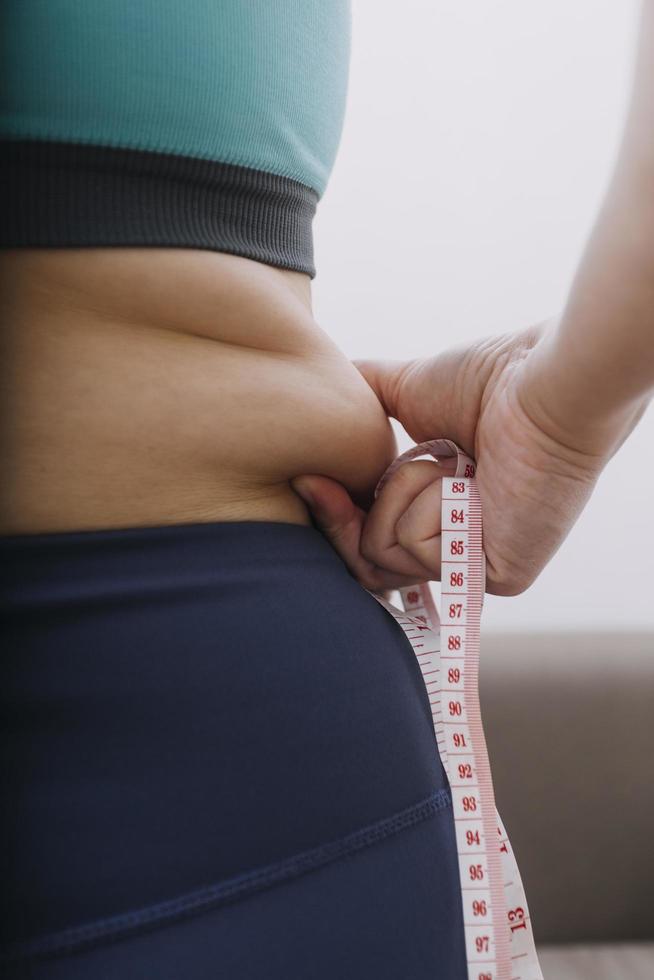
[0,1,352,278]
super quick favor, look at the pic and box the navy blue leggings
[1,519,467,978]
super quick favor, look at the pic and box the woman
[4,3,653,978]
[1,2,468,978]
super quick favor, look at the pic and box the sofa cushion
[538,941,654,979]
[479,631,654,943]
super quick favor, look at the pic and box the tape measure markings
[367,438,543,980]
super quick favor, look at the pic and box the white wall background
[313,0,653,632]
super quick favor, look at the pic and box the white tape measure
[367,438,543,980]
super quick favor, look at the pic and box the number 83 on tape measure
[367,439,543,980]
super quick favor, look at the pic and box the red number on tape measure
[509,907,527,933]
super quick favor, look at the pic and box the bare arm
[291,4,654,597]
[521,0,654,454]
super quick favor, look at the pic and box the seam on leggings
[2,786,452,962]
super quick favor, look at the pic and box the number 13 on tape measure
[368,439,543,980]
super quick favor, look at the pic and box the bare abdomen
[0,248,397,535]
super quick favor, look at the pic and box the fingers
[290,474,364,568]
[291,459,455,591]
[361,459,453,581]
[290,473,436,593]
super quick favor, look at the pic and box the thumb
[353,351,468,446]
[351,358,418,422]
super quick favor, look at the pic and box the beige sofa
[480,631,654,980]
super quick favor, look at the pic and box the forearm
[525,178,654,446]
[520,2,654,453]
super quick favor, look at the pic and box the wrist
[516,316,646,459]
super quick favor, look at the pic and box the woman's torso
[0,0,395,535]
[0,247,397,535]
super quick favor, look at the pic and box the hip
[0,518,460,970]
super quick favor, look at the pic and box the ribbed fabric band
[0,139,319,278]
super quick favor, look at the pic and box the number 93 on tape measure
[367,439,543,980]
